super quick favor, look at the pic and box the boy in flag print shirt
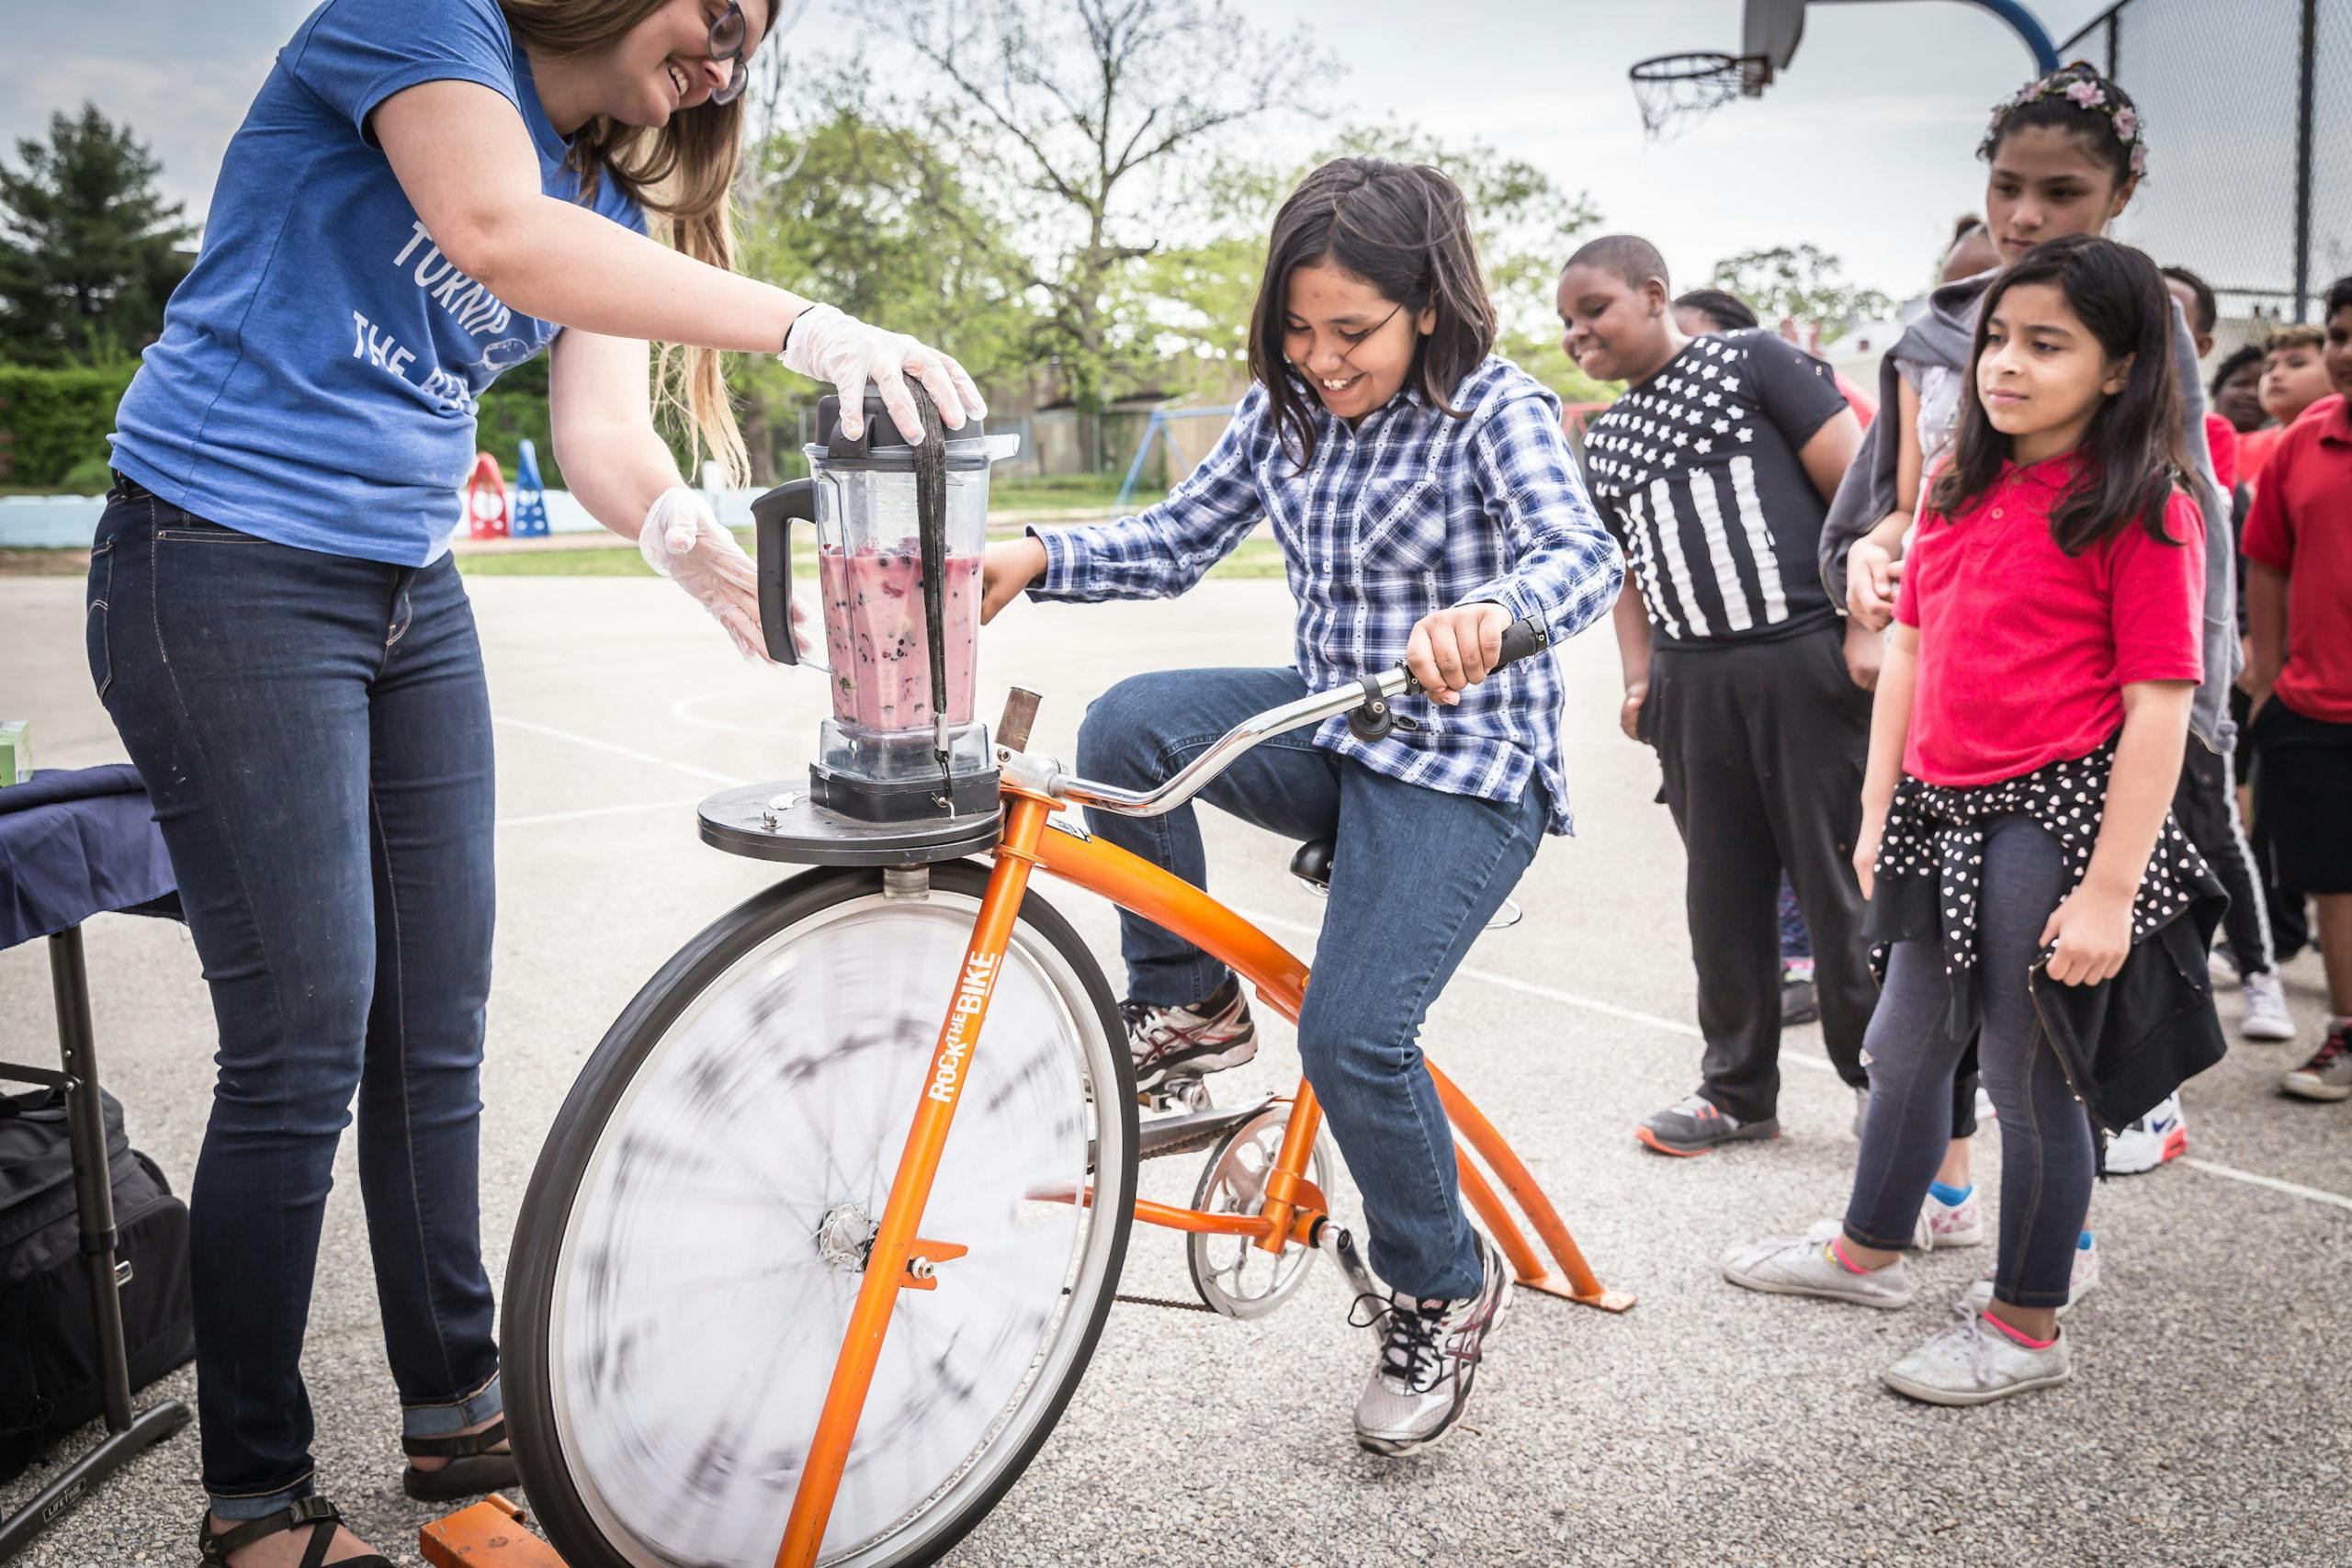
[1558,233,1876,1157]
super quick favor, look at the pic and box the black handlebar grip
[750,479,816,665]
[1494,615,1550,670]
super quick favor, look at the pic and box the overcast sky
[0,0,2142,305]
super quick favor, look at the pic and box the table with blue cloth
[0,765,191,1560]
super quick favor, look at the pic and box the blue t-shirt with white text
[110,0,647,565]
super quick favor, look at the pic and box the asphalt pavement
[2,575,2346,1567]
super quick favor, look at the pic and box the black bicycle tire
[502,861,1136,1568]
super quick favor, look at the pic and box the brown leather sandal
[197,1496,393,1568]
[400,1416,517,1502]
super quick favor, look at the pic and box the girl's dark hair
[1674,288,1758,332]
[2160,265,2217,336]
[1929,234,2189,556]
[2209,343,2263,400]
[1248,158,1497,469]
[2329,274,2352,316]
[1979,62,2143,193]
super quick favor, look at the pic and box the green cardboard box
[0,720,28,786]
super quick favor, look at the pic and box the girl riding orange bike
[979,157,1622,1454]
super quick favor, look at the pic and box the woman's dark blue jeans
[1076,667,1549,1303]
[86,484,502,1517]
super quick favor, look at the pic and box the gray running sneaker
[1881,1306,2072,1406]
[1122,977,1258,1091]
[1721,1232,1915,1309]
[1351,1230,1510,1456]
[2282,1026,2352,1101]
[1636,1092,1778,1157]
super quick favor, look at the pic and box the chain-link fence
[2064,0,2350,335]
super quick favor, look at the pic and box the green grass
[988,474,1166,513]
[449,533,1288,581]
[3,525,1284,581]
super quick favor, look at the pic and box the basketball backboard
[1740,0,1807,95]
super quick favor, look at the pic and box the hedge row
[0,362,565,491]
[0,366,138,487]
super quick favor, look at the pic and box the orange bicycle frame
[773,784,1631,1568]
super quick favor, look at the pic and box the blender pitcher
[752,392,1017,823]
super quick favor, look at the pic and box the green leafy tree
[1707,243,1893,337]
[729,83,1043,477]
[874,0,1329,458]
[0,103,195,366]
[1139,130,1617,405]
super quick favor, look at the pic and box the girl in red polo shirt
[1723,235,2220,1405]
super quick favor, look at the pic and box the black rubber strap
[909,383,953,809]
[401,1416,506,1459]
[203,1496,338,1562]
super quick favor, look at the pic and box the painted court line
[498,796,707,829]
[1235,905,2352,1213]
[492,714,748,788]
[2180,1158,2352,1214]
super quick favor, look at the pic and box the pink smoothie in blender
[816,545,981,729]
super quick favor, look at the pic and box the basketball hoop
[1628,51,1772,141]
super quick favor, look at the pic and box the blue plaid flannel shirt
[1031,357,1622,835]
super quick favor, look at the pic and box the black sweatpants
[1645,624,1878,1123]
[2173,738,2272,977]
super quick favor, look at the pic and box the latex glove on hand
[638,486,790,663]
[780,304,987,443]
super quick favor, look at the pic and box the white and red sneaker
[2104,1093,2187,1176]
[1123,977,1258,1091]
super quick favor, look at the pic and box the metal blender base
[698,782,1002,866]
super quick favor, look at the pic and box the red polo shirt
[2242,396,2352,722]
[2204,412,2239,491]
[1897,457,2206,786]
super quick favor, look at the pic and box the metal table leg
[0,924,192,1562]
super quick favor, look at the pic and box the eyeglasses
[1284,300,1405,372]
[708,0,752,106]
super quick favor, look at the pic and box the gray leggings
[1841,817,2098,1309]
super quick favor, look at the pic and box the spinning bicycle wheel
[504,863,1136,1568]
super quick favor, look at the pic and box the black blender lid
[815,393,988,458]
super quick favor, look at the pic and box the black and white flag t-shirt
[1582,330,1850,646]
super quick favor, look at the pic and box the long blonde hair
[498,0,750,483]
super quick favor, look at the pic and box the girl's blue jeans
[1076,667,1548,1302]
[87,485,502,1517]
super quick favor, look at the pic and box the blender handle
[752,479,819,668]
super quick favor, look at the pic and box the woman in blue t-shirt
[91,4,982,1562]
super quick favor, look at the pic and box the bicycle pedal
[1140,1076,1214,1113]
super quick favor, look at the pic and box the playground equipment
[465,451,507,540]
[1630,0,2060,140]
[512,439,549,537]
[1113,404,1236,512]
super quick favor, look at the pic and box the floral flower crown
[1987,65,2148,177]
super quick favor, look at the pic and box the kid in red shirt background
[1724,237,2217,1406]
[2245,276,2352,1100]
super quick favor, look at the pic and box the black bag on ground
[0,1087,195,1483]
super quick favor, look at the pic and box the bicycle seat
[1288,838,1334,895]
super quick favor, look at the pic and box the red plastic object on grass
[466,452,508,539]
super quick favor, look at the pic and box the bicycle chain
[1113,1291,1219,1314]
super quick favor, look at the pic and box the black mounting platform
[698,783,1002,866]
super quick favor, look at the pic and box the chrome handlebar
[999,616,1550,820]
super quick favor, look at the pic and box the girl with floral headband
[1813,60,2238,1294]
